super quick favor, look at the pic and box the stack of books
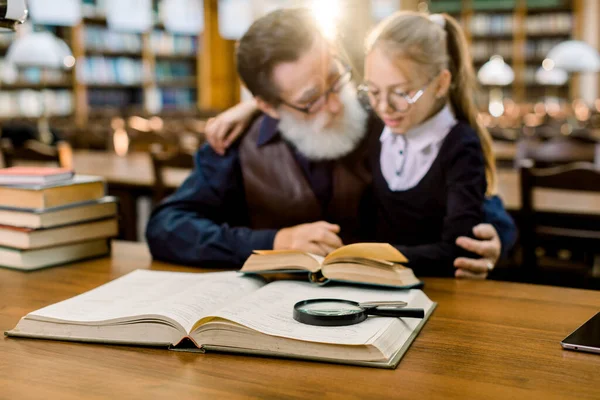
[0,167,119,271]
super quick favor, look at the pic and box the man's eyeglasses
[278,63,353,114]
[357,81,429,113]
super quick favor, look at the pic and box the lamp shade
[106,0,152,33]
[5,31,74,69]
[218,0,254,40]
[535,67,568,86]
[162,0,203,35]
[0,0,28,32]
[477,55,514,86]
[28,0,81,27]
[546,40,600,72]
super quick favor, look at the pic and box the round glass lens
[297,301,363,316]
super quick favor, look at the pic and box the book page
[28,270,265,334]
[253,250,324,265]
[324,243,408,264]
[200,281,432,345]
[242,252,322,273]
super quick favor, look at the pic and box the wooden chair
[150,146,195,204]
[73,122,113,150]
[0,138,72,169]
[489,127,518,142]
[515,136,597,168]
[519,160,600,288]
[126,126,179,154]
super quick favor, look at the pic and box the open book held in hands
[6,270,436,369]
[241,243,422,289]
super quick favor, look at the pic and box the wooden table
[71,150,190,241]
[72,150,189,190]
[493,141,517,162]
[1,242,599,399]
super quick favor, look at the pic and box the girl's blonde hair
[366,11,497,196]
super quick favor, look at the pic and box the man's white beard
[277,85,368,160]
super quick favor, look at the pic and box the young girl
[204,11,500,276]
[359,11,496,275]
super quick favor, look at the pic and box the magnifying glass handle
[359,301,407,308]
[369,308,425,319]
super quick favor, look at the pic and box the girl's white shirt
[379,104,457,191]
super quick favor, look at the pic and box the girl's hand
[453,224,501,279]
[205,100,259,155]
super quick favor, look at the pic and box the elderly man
[146,8,515,279]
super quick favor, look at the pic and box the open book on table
[6,270,436,369]
[242,243,422,289]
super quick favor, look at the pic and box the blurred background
[0,1,598,150]
[0,0,599,288]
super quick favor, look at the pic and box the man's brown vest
[238,116,374,244]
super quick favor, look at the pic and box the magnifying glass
[293,298,425,327]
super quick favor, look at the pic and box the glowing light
[477,113,492,127]
[542,58,555,71]
[488,87,505,117]
[111,117,125,130]
[574,103,591,121]
[63,55,76,69]
[534,102,546,117]
[546,101,561,116]
[524,113,540,127]
[128,116,150,132]
[113,129,129,157]
[149,116,164,131]
[489,100,504,117]
[311,0,341,40]
[504,99,517,117]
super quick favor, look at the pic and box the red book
[0,167,74,185]
[0,224,33,232]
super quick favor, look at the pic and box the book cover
[0,197,118,229]
[0,167,74,185]
[0,175,106,209]
[0,240,111,271]
[0,218,118,249]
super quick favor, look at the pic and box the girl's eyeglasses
[357,82,429,113]
[278,63,353,115]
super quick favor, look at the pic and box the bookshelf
[0,26,75,121]
[427,0,576,104]
[524,1,573,101]
[74,2,201,128]
[0,0,204,129]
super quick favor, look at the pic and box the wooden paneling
[199,0,240,111]
[71,23,88,130]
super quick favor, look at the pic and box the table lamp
[535,66,568,111]
[4,30,75,144]
[545,40,600,128]
[546,40,600,73]
[477,55,515,117]
[0,0,27,32]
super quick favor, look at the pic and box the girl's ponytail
[443,14,497,195]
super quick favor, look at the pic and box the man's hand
[205,100,258,155]
[274,221,343,256]
[454,224,501,280]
